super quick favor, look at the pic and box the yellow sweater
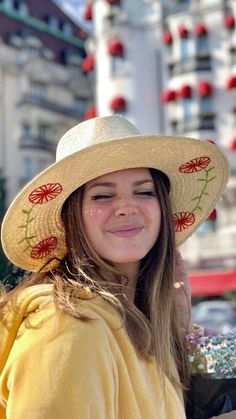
[0,284,186,419]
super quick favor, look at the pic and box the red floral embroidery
[173,212,195,232]
[179,157,211,173]
[30,237,57,259]
[29,183,62,205]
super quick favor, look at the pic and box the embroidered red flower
[29,183,62,205]
[30,237,57,259]
[173,212,195,232]
[179,157,211,173]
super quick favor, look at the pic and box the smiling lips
[108,225,144,238]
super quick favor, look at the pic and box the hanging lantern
[178,84,192,99]
[107,40,124,57]
[81,55,95,73]
[84,106,97,120]
[161,89,177,103]
[208,209,217,221]
[83,3,93,21]
[229,137,236,150]
[224,14,235,29]
[162,31,173,45]
[109,96,127,111]
[194,23,208,37]
[226,75,236,89]
[105,0,121,5]
[198,81,213,96]
[178,25,189,38]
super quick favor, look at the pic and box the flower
[172,212,195,232]
[30,237,57,259]
[179,156,211,173]
[29,183,62,205]
[187,330,236,379]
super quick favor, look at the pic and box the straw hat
[1,115,229,272]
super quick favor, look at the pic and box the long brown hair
[0,169,190,393]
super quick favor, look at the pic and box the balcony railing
[0,4,84,48]
[168,54,212,76]
[18,94,84,118]
[19,135,56,152]
[163,1,191,17]
[171,113,215,133]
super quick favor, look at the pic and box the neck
[114,262,140,304]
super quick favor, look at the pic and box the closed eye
[135,191,156,196]
[91,194,113,200]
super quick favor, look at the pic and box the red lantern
[178,85,192,99]
[226,75,236,89]
[208,209,217,221]
[81,55,95,73]
[229,137,236,150]
[84,106,97,120]
[224,14,235,29]
[106,0,120,4]
[161,89,177,103]
[178,26,189,38]
[162,31,173,45]
[83,3,93,21]
[107,40,124,57]
[109,96,127,111]
[198,81,213,96]
[194,23,207,37]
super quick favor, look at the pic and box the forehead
[85,168,152,187]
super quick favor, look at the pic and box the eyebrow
[86,179,154,190]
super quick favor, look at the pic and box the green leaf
[17,237,27,244]
[28,217,36,223]
[207,176,216,183]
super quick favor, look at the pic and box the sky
[54,0,86,25]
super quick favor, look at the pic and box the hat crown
[56,115,140,162]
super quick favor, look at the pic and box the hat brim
[1,134,229,271]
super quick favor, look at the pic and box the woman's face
[82,168,161,269]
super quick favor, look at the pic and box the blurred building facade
[0,0,91,206]
[83,0,236,272]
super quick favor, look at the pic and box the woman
[0,115,229,418]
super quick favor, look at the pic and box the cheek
[82,204,108,236]
[145,202,162,232]
[82,205,103,217]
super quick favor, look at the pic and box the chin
[108,252,147,264]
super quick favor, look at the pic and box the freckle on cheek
[83,206,102,216]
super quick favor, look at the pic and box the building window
[180,37,190,60]
[13,1,28,15]
[22,156,33,180]
[63,22,73,36]
[38,158,48,172]
[21,123,32,139]
[111,56,124,74]
[200,96,213,114]
[30,81,46,100]
[196,35,209,55]
[38,123,49,140]
[183,98,192,121]
[3,0,13,8]
[74,96,87,114]
[49,15,59,31]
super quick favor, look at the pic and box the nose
[114,198,138,217]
